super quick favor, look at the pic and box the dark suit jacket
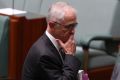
[22,33,81,80]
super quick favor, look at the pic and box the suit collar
[45,31,60,52]
[41,33,63,63]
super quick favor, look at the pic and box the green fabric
[75,46,116,69]
[75,34,111,50]
[75,33,120,56]
[0,15,9,77]
[74,23,120,70]
[88,54,116,69]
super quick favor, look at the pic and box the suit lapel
[41,33,63,64]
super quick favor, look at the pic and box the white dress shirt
[45,31,60,52]
[45,31,64,63]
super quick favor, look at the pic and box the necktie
[58,48,65,63]
[59,48,65,59]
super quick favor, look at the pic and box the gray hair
[47,2,76,23]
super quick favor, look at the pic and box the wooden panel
[8,16,24,80]
[88,65,114,80]
[0,13,47,80]
[10,16,46,80]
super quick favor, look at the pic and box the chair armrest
[78,34,120,49]
[89,35,120,44]
[78,34,120,72]
[89,35,120,54]
[77,34,110,48]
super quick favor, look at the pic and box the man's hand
[56,35,76,56]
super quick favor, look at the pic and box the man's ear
[49,22,55,28]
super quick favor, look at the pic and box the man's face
[53,14,77,43]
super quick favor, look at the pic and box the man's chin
[62,39,68,43]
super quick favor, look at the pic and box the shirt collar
[45,31,60,51]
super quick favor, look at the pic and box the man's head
[46,2,77,43]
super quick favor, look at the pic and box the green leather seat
[75,34,120,80]
[76,46,116,69]
[0,15,9,78]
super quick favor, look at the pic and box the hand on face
[56,34,76,56]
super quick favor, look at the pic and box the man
[111,51,120,80]
[22,1,81,80]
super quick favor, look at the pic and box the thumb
[56,39,64,48]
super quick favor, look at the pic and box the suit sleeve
[39,54,81,80]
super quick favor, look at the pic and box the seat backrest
[0,15,9,77]
[74,0,120,51]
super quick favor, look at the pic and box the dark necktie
[59,48,65,60]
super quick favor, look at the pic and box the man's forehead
[65,21,77,25]
[62,15,77,25]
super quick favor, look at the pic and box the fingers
[56,35,76,56]
[56,34,75,48]
[56,39,64,48]
[67,34,74,42]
